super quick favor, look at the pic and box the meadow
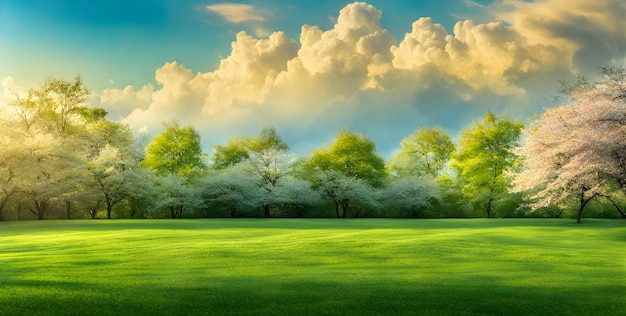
[0,219,624,315]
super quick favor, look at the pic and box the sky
[2,0,626,158]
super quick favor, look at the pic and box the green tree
[451,112,523,218]
[389,127,455,177]
[8,77,90,134]
[211,127,289,169]
[143,121,207,218]
[211,127,292,217]
[144,121,207,179]
[304,129,387,188]
[212,137,251,170]
[303,129,386,217]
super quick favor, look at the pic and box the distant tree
[512,66,626,223]
[86,145,150,219]
[212,137,251,170]
[311,170,377,218]
[303,129,384,217]
[272,177,322,217]
[7,77,90,134]
[248,127,289,153]
[210,127,293,217]
[202,165,261,217]
[246,149,297,217]
[380,176,440,218]
[451,112,523,218]
[153,174,204,218]
[18,133,84,220]
[304,129,387,188]
[211,127,289,170]
[388,127,455,177]
[144,121,207,179]
[143,121,207,218]
[0,117,28,220]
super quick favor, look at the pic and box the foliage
[311,170,378,218]
[86,145,151,219]
[143,121,207,179]
[152,174,204,218]
[272,177,322,217]
[211,136,251,170]
[451,112,523,218]
[7,77,91,134]
[512,66,626,223]
[388,127,455,177]
[201,164,262,217]
[212,127,288,169]
[304,129,387,189]
[380,176,440,217]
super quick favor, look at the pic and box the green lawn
[0,219,624,315]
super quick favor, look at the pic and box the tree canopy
[388,127,455,178]
[452,112,523,218]
[144,121,207,179]
[304,129,387,189]
[512,66,626,223]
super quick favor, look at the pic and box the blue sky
[2,0,626,157]
[1,0,491,90]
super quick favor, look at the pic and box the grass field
[0,219,625,315]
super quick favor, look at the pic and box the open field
[0,219,625,315]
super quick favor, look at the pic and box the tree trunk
[333,199,340,218]
[600,194,626,218]
[577,189,596,224]
[107,200,113,219]
[263,204,270,218]
[31,200,48,220]
[341,200,349,218]
[0,194,9,221]
[485,197,493,218]
[65,200,72,219]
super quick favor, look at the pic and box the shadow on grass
[1,275,624,316]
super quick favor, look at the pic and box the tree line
[2,67,626,222]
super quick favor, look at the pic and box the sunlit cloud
[205,3,273,37]
[95,1,626,156]
[206,3,266,23]
[493,0,626,73]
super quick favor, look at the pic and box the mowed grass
[0,219,625,315]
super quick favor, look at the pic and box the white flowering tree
[380,176,440,218]
[512,66,626,223]
[201,164,261,217]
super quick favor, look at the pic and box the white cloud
[206,3,266,23]
[391,17,568,95]
[96,1,626,156]
[205,3,273,37]
[493,0,626,73]
[99,84,153,119]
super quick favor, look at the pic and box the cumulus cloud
[99,84,153,119]
[97,1,626,156]
[494,0,626,73]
